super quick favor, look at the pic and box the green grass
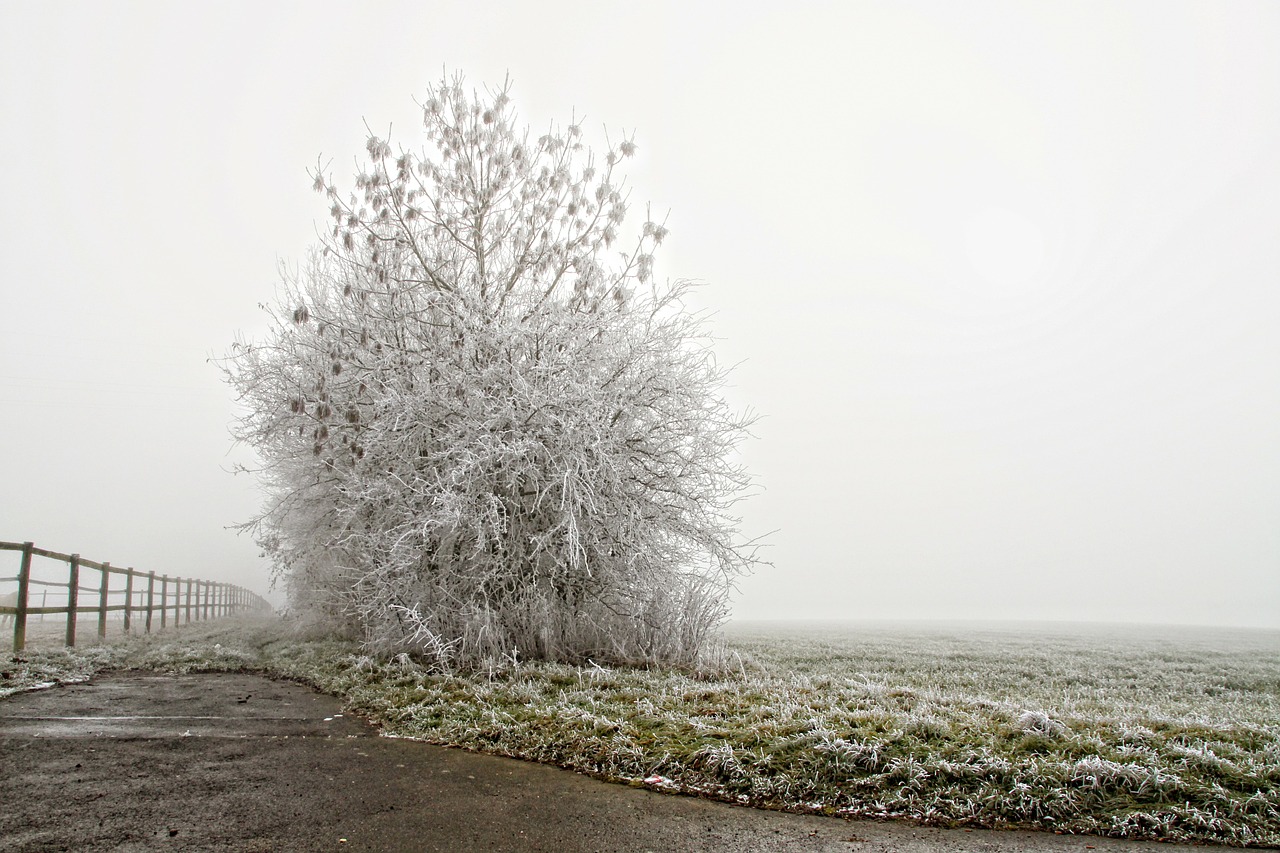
[3,616,1277,847]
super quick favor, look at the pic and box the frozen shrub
[223,73,759,669]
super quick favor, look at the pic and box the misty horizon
[1,1,1276,630]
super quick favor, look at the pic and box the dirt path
[0,673,1207,852]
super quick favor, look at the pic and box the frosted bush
[223,72,759,669]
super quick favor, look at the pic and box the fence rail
[0,541,272,653]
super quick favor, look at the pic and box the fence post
[13,542,33,653]
[66,555,80,647]
[122,568,134,633]
[160,575,168,629]
[98,562,110,640]
[145,571,155,633]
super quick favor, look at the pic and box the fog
[1,1,1276,628]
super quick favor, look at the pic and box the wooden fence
[0,541,272,653]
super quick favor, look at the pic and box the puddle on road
[0,672,369,739]
[0,714,355,739]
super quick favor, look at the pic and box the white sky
[1,1,1276,628]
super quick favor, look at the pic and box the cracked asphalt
[0,673,1210,852]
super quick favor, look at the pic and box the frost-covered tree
[224,73,758,669]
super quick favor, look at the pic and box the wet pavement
[0,673,1209,852]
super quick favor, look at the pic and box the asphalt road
[0,673,1209,852]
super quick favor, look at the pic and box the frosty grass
[3,615,1276,847]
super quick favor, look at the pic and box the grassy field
[3,615,1277,846]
